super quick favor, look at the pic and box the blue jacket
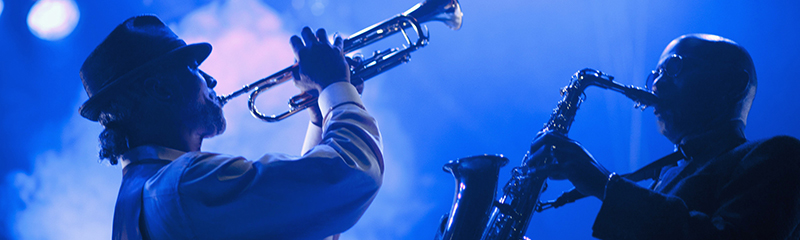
[111,82,383,240]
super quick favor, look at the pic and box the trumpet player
[78,15,383,240]
[536,34,800,239]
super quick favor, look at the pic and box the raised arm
[144,27,384,239]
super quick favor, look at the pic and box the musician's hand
[290,27,350,93]
[531,131,612,199]
[354,82,364,95]
[345,57,365,95]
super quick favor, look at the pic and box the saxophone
[435,68,659,240]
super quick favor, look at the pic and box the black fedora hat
[79,15,212,121]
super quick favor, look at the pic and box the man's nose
[652,76,662,93]
[652,74,672,94]
[200,70,217,88]
[207,77,217,89]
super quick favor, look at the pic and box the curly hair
[98,110,131,165]
[95,67,190,164]
[96,81,145,165]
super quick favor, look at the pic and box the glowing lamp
[27,0,80,41]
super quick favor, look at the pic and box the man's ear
[144,77,173,101]
[723,69,751,100]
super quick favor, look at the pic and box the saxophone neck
[541,69,598,135]
[541,68,660,137]
[576,68,660,109]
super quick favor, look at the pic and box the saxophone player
[536,34,800,239]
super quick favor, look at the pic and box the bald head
[661,34,756,88]
[651,34,757,143]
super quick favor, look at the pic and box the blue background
[2,0,799,239]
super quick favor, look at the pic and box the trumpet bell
[405,0,463,30]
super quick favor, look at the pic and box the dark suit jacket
[592,135,800,240]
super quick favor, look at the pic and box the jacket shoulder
[749,135,800,158]
[733,135,800,173]
[759,135,800,147]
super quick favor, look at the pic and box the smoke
[10,0,432,239]
[12,92,118,240]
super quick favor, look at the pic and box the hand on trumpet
[291,27,350,93]
[530,131,612,200]
[291,27,364,125]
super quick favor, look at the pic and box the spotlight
[27,0,80,41]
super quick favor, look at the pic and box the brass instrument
[436,69,660,240]
[217,0,463,122]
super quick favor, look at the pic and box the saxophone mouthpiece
[625,86,659,110]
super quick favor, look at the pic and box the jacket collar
[677,120,747,162]
[120,145,186,169]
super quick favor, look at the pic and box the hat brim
[79,42,212,122]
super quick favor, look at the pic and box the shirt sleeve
[592,136,800,240]
[302,121,323,155]
[176,82,383,239]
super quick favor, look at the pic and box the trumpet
[217,0,463,122]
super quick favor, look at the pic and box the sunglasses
[645,54,684,90]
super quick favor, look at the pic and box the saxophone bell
[436,155,508,240]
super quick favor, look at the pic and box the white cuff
[301,121,323,155]
[318,81,364,118]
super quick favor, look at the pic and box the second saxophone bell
[217,0,464,122]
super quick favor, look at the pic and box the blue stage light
[1,0,4,18]
[27,0,80,41]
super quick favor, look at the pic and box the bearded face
[188,68,226,139]
[190,96,226,139]
[169,64,227,140]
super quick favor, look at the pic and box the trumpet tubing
[218,0,463,122]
